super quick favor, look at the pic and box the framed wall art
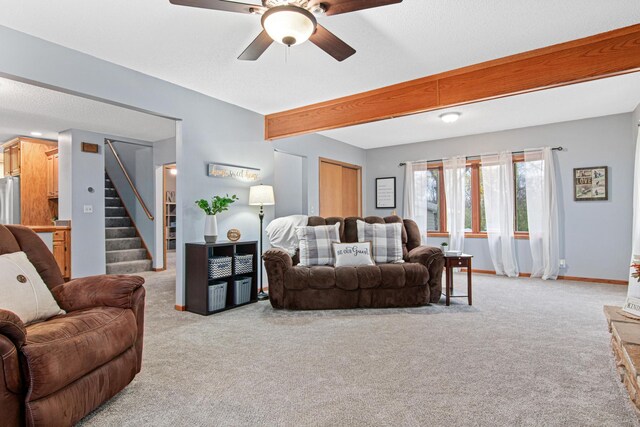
[574,166,608,201]
[376,177,396,209]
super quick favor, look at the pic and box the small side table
[443,254,473,306]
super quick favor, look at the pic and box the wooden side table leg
[467,259,472,306]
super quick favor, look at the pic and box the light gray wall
[0,26,363,303]
[153,137,176,166]
[274,151,305,217]
[633,103,640,143]
[58,129,107,277]
[366,114,635,281]
[274,133,366,215]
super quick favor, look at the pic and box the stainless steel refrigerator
[0,176,20,224]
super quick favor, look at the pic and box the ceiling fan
[169,0,403,61]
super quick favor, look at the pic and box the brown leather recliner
[263,216,444,310]
[0,225,145,427]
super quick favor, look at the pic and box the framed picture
[376,177,396,209]
[574,166,608,201]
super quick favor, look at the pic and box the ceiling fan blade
[238,30,274,60]
[315,0,402,16]
[309,25,355,62]
[169,0,266,14]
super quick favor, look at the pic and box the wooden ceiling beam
[265,23,640,140]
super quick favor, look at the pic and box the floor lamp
[249,184,274,301]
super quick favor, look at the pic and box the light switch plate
[83,205,93,214]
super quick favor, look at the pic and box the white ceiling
[0,77,176,143]
[319,73,640,148]
[0,0,638,118]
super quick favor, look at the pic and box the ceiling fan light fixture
[262,6,317,46]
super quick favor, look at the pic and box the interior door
[319,158,361,218]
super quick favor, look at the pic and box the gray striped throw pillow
[356,220,404,264]
[295,223,341,266]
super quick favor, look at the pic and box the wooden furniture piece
[30,226,71,280]
[1,137,57,225]
[319,157,362,218]
[603,306,640,413]
[45,147,59,199]
[185,241,258,315]
[265,24,640,140]
[444,254,473,306]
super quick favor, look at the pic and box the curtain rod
[398,146,564,167]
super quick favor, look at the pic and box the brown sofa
[0,225,145,427]
[263,216,444,310]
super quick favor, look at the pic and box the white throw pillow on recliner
[0,251,65,325]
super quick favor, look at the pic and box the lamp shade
[249,185,275,206]
[261,6,317,46]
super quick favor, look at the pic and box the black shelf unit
[185,240,258,315]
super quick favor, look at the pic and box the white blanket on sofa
[265,215,308,256]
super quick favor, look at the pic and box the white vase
[204,215,218,243]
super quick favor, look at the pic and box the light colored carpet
[80,269,639,426]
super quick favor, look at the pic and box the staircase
[105,174,152,274]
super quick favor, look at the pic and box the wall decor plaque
[208,163,261,182]
[574,166,608,201]
[376,177,396,209]
[227,229,241,242]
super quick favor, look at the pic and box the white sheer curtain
[443,156,466,252]
[524,147,559,280]
[625,130,640,315]
[481,151,519,277]
[403,161,429,244]
[403,161,416,220]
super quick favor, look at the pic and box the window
[464,167,472,231]
[424,158,529,238]
[425,168,442,231]
[514,161,529,232]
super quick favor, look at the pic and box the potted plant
[440,242,448,254]
[195,194,238,243]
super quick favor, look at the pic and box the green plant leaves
[195,194,239,215]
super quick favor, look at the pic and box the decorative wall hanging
[376,177,396,209]
[208,163,261,182]
[227,229,241,242]
[574,166,608,201]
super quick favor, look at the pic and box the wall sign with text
[574,166,608,201]
[376,177,396,209]
[208,163,261,182]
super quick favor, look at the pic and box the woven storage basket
[208,256,232,279]
[234,254,253,275]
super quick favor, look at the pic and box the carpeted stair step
[106,237,142,251]
[105,178,114,189]
[105,206,126,217]
[106,259,152,274]
[106,248,148,264]
[105,227,136,239]
[105,188,117,197]
[105,197,122,207]
[105,216,131,227]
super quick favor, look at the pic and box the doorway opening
[163,163,177,270]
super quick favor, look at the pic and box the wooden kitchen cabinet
[2,137,58,225]
[8,144,20,176]
[45,148,59,198]
[52,229,71,280]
